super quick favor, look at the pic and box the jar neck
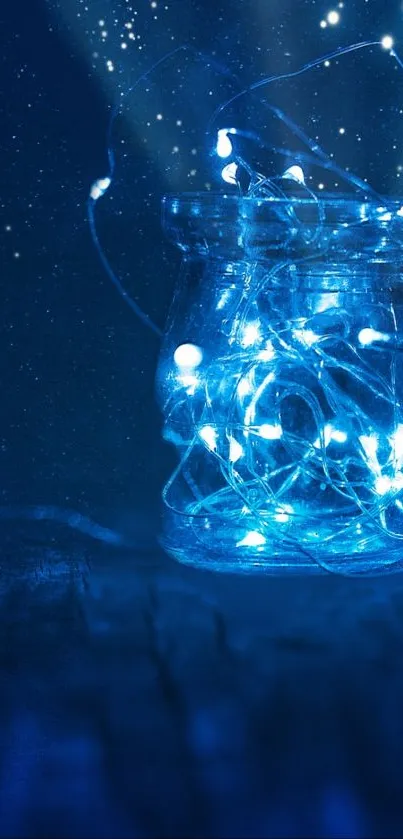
[204,257,401,292]
[162,194,403,270]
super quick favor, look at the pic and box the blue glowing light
[87,38,403,575]
[156,193,403,576]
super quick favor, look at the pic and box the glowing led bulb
[236,530,266,548]
[199,425,218,452]
[283,165,305,185]
[314,424,347,449]
[237,376,253,397]
[358,327,391,346]
[174,343,203,369]
[90,177,111,201]
[359,434,379,470]
[274,504,294,524]
[293,328,320,347]
[314,425,333,449]
[216,129,233,159]
[229,436,244,463]
[240,321,261,348]
[381,35,394,51]
[375,476,393,496]
[257,340,275,361]
[221,162,238,185]
[258,423,283,440]
[327,10,340,25]
[331,428,347,444]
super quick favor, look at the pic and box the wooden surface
[1,532,403,837]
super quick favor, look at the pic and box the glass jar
[156,193,403,575]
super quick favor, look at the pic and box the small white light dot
[216,129,233,159]
[229,437,244,463]
[320,19,327,28]
[381,35,394,50]
[327,10,340,25]
[358,327,391,346]
[174,343,203,369]
[240,321,261,348]
[331,428,347,444]
[237,531,266,548]
[258,424,283,440]
[283,164,305,184]
[221,162,238,185]
[293,327,320,346]
[274,504,294,524]
[374,476,392,496]
[199,425,217,452]
[339,127,345,134]
[156,113,163,120]
[90,176,111,201]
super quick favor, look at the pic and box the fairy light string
[90,36,403,573]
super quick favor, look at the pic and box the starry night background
[2,0,403,836]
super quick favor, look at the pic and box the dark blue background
[2,0,403,836]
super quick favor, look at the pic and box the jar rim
[162,192,403,262]
[163,191,403,208]
[164,190,402,200]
